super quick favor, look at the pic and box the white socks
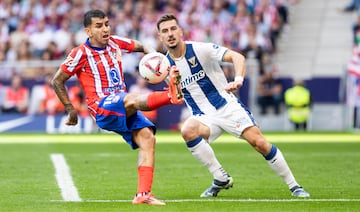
[186,139,299,189]
[186,137,228,182]
[265,145,299,189]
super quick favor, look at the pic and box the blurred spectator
[231,2,251,35]
[36,73,64,115]
[52,18,72,54]
[254,0,281,52]
[257,71,283,115]
[129,75,158,123]
[0,82,3,110]
[46,41,62,60]
[200,0,231,30]
[68,82,88,118]
[28,19,53,58]
[2,74,29,113]
[19,0,45,21]
[284,79,311,131]
[275,0,290,28]
[67,0,85,33]
[343,0,360,13]
[352,15,360,46]
[9,19,28,49]
[114,10,132,37]
[0,0,293,94]
[0,40,9,61]
[0,17,9,43]
[14,40,37,79]
[43,0,71,21]
[261,52,278,75]
[239,22,271,74]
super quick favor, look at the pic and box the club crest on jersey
[110,69,121,85]
[212,44,219,49]
[188,56,198,68]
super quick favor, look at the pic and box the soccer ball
[139,52,170,84]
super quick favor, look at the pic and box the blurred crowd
[0,0,296,115]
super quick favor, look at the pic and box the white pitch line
[50,198,360,203]
[50,154,82,202]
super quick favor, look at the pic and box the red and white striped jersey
[60,36,135,116]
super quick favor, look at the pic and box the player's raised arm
[133,40,156,54]
[51,69,78,125]
[223,49,246,93]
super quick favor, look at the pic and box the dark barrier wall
[0,77,341,132]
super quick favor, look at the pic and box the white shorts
[193,99,257,143]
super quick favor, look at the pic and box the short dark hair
[156,14,179,31]
[83,9,106,27]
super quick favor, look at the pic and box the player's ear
[157,32,163,42]
[85,27,92,38]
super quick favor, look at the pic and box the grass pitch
[0,132,359,211]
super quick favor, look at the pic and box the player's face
[158,20,183,49]
[86,17,110,48]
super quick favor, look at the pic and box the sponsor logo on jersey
[212,44,219,49]
[181,70,206,88]
[103,85,124,94]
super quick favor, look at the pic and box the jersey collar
[85,38,107,51]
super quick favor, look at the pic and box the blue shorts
[95,92,156,149]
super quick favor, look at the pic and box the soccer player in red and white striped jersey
[52,9,183,205]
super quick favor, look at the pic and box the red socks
[137,166,154,194]
[147,91,171,110]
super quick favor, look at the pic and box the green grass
[0,132,359,211]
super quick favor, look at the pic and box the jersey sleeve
[110,35,135,52]
[203,42,228,62]
[60,46,86,76]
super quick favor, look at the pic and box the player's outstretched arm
[51,69,78,125]
[133,40,156,54]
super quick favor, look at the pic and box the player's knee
[124,94,138,115]
[124,94,136,107]
[134,128,156,149]
[180,126,195,141]
[253,137,271,155]
[180,120,199,141]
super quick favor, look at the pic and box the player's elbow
[225,49,245,63]
[50,78,60,89]
[235,51,245,63]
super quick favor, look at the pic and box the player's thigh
[220,100,256,137]
[181,117,213,141]
[190,116,223,143]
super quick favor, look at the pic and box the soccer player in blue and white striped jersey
[156,14,310,198]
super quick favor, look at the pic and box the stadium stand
[0,0,356,132]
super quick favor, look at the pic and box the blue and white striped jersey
[166,41,236,115]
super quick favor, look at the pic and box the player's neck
[86,38,107,50]
[169,42,185,59]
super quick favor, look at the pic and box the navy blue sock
[186,137,202,148]
[264,145,277,160]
